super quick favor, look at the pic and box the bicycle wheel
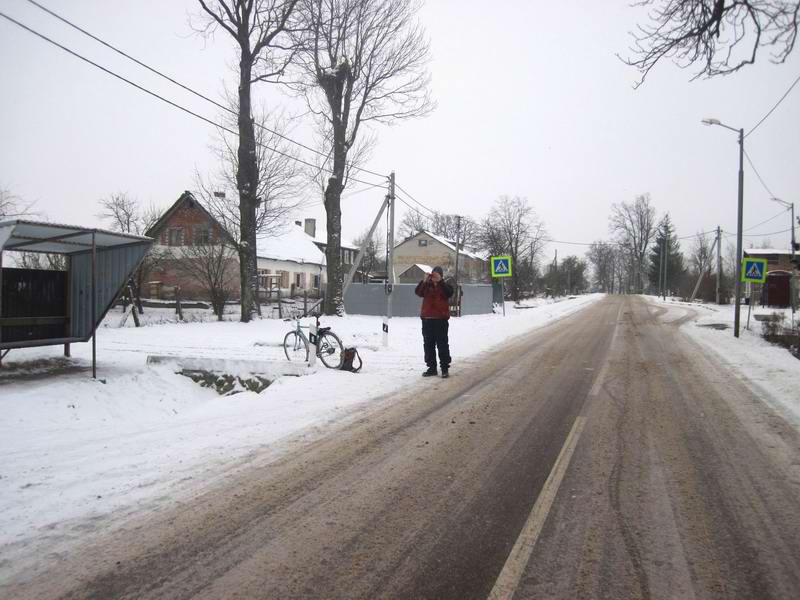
[317,331,344,369]
[283,330,309,362]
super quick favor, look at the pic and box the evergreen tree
[648,214,685,295]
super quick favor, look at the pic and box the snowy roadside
[0,294,602,567]
[646,296,800,428]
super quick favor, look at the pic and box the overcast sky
[1,0,798,263]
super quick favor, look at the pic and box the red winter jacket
[415,278,454,319]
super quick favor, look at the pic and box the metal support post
[658,237,665,298]
[343,194,389,295]
[91,231,97,379]
[734,128,744,338]
[308,319,318,367]
[454,215,461,315]
[716,226,722,304]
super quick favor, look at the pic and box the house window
[313,274,320,288]
[281,271,290,288]
[418,239,428,247]
[194,226,210,245]
[295,273,303,287]
[168,228,183,246]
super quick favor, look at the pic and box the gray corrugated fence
[344,283,493,317]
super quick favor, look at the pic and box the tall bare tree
[195,0,299,322]
[195,105,305,245]
[289,0,434,314]
[609,194,657,293]
[623,0,800,85]
[478,196,546,302]
[587,241,617,293]
[398,208,429,239]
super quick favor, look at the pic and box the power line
[394,184,437,217]
[0,10,385,190]
[745,71,800,139]
[743,149,777,199]
[22,0,389,182]
[744,206,791,232]
[725,226,794,238]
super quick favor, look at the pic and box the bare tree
[609,194,657,293]
[352,226,385,280]
[195,105,305,245]
[16,252,66,271]
[98,192,165,312]
[398,209,429,239]
[479,196,546,302]
[690,231,715,275]
[194,0,299,322]
[288,0,434,314]
[623,0,800,86]
[430,212,479,248]
[173,240,238,320]
[0,186,35,219]
[586,241,617,292]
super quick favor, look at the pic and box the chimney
[295,220,302,227]
[304,218,316,239]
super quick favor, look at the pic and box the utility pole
[716,226,722,304]
[454,215,461,316]
[734,127,744,338]
[658,236,665,298]
[384,172,396,347]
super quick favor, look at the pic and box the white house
[257,222,326,296]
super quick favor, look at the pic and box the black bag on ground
[340,347,362,373]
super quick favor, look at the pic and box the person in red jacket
[414,266,454,378]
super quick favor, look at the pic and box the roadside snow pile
[648,296,800,427]
[0,294,602,565]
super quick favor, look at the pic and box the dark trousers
[422,318,451,370]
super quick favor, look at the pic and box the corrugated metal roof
[0,219,151,255]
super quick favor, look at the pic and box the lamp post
[771,197,796,324]
[703,118,744,338]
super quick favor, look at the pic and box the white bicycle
[282,315,344,369]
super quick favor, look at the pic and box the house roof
[744,248,793,257]
[399,263,433,276]
[398,230,486,261]
[145,191,236,245]
[257,224,326,265]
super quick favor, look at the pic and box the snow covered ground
[0,294,602,569]
[647,296,800,428]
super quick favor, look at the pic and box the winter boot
[441,368,449,379]
[422,367,438,377]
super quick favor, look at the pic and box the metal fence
[344,283,493,317]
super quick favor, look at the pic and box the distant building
[743,248,797,308]
[304,218,360,268]
[398,263,432,284]
[393,231,487,283]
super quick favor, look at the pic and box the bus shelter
[0,220,152,377]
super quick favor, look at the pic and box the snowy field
[647,296,800,428]
[0,294,602,569]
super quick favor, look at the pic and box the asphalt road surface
[4,295,800,600]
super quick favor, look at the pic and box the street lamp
[703,118,744,338]
[771,197,796,324]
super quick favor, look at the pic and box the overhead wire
[21,0,389,182]
[0,10,385,190]
[743,149,778,199]
[745,71,800,139]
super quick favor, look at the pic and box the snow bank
[647,296,800,427]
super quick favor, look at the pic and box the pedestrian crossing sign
[491,256,512,278]
[740,257,768,283]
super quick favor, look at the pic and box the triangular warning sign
[495,260,508,273]
[746,262,762,278]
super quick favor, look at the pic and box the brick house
[393,231,488,283]
[145,191,239,300]
[145,192,328,301]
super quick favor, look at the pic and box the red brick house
[144,191,240,300]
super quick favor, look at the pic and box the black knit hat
[432,266,444,275]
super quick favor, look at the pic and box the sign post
[491,256,513,316]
